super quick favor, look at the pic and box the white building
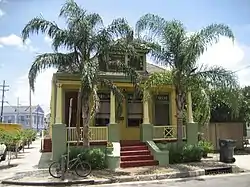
[1,105,45,131]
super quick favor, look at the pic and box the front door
[120,93,142,140]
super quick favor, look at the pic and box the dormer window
[128,55,144,71]
[98,52,145,72]
[107,54,125,72]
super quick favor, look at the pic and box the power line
[0,80,9,122]
[233,65,250,73]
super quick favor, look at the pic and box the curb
[1,166,243,186]
[1,179,95,186]
[94,166,244,185]
[94,169,205,185]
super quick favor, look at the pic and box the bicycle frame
[62,154,82,172]
[67,157,80,170]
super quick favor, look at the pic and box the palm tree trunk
[76,87,82,146]
[82,93,90,147]
[176,89,185,144]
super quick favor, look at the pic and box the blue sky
[0,0,249,113]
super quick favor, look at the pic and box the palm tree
[21,0,145,147]
[136,14,239,143]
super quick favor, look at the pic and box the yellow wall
[50,77,177,141]
[0,123,22,132]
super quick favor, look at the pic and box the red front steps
[120,141,158,168]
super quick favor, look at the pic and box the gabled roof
[3,105,44,114]
[146,63,166,73]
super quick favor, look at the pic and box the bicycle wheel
[49,162,62,178]
[75,161,92,177]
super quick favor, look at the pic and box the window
[107,54,125,72]
[8,116,12,123]
[95,93,110,126]
[128,55,144,71]
[20,116,25,122]
[127,94,143,127]
[154,95,170,126]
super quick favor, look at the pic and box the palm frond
[192,65,238,89]
[59,0,86,26]
[21,17,65,43]
[51,29,78,52]
[136,13,166,39]
[182,24,234,66]
[29,52,76,91]
[198,24,234,49]
[107,18,134,41]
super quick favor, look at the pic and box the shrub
[68,147,106,169]
[182,144,203,162]
[160,143,203,164]
[198,140,213,157]
[168,143,184,164]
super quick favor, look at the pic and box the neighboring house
[49,51,197,169]
[2,105,45,130]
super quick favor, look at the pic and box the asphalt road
[90,172,250,187]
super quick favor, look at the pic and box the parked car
[0,144,7,161]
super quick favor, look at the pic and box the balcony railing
[67,126,108,142]
[153,125,186,140]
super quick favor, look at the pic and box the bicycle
[48,153,92,178]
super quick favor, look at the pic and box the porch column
[186,91,198,145]
[108,91,119,142]
[187,92,194,123]
[55,83,63,124]
[143,90,150,124]
[140,90,153,142]
[110,91,116,124]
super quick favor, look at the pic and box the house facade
[49,51,199,169]
[2,105,45,130]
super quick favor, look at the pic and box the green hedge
[157,143,203,164]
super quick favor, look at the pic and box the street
[91,172,250,187]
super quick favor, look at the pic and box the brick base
[42,137,52,152]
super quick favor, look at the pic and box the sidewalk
[0,138,43,180]
[234,155,250,171]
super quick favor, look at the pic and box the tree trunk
[76,87,82,145]
[82,94,90,147]
[176,89,185,144]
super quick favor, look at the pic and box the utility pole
[0,80,9,122]
[29,87,32,129]
[16,97,19,124]
[36,109,39,132]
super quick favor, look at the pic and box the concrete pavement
[0,138,42,180]
[234,155,250,171]
[90,172,250,187]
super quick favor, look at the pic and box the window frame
[94,92,110,127]
[127,54,144,71]
[126,93,143,127]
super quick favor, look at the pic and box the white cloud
[0,9,4,17]
[12,68,57,113]
[0,34,38,52]
[44,35,52,45]
[198,36,250,86]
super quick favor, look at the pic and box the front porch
[50,74,199,169]
[66,125,187,144]
[50,76,185,142]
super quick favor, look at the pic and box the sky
[0,0,250,114]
